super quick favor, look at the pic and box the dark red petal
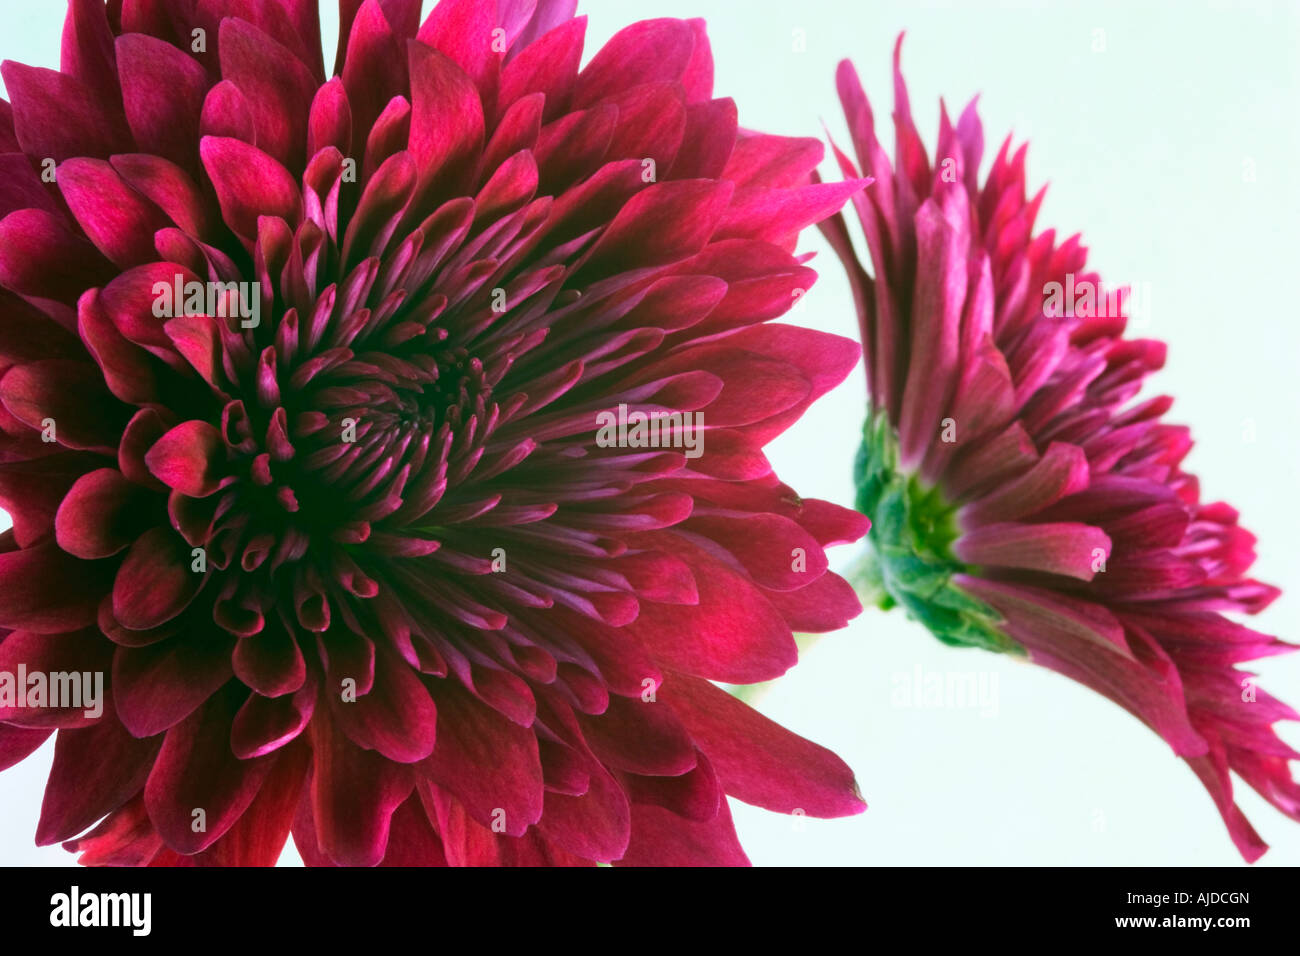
[622,532,797,683]
[0,628,112,728]
[580,179,733,277]
[0,359,127,453]
[308,712,414,866]
[36,710,161,845]
[0,723,51,771]
[377,794,448,866]
[190,740,311,865]
[62,794,162,866]
[144,420,227,497]
[112,526,204,631]
[55,468,151,559]
[232,628,307,699]
[618,794,749,866]
[422,681,541,836]
[0,544,107,632]
[329,645,437,762]
[665,672,866,818]
[112,630,235,738]
[536,757,630,863]
[0,453,98,548]
[144,689,275,855]
[230,681,315,760]
[579,692,697,777]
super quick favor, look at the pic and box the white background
[1,0,1297,866]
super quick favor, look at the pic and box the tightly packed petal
[0,0,870,866]
[825,37,1297,862]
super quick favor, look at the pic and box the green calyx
[852,409,1023,656]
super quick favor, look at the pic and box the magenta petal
[115,33,208,169]
[110,153,213,238]
[669,98,737,181]
[666,673,866,818]
[1187,751,1270,863]
[761,571,863,633]
[414,0,500,93]
[896,197,966,469]
[718,178,869,247]
[0,208,115,302]
[199,136,303,241]
[619,795,749,866]
[144,420,227,497]
[953,521,1111,581]
[962,441,1090,525]
[572,18,696,109]
[0,2,876,871]
[724,133,824,190]
[622,531,796,683]
[579,693,697,777]
[407,39,484,196]
[537,757,630,863]
[582,179,733,277]
[686,512,827,592]
[623,749,721,822]
[308,76,353,156]
[0,60,131,160]
[217,18,317,169]
[498,15,584,120]
[78,288,160,406]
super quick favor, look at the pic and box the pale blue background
[0,0,1296,866]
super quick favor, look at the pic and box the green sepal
[852,408,1024,657]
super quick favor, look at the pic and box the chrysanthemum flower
[0,0,870,866]
[822,38,1298,862]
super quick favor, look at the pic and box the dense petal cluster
[0,0,870,866]
[824,39,1298,861]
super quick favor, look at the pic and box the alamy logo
[594,403,704,459]
[152,275,261,328]
[891,665,999,717]
[50,887,151,936]
[1042,273,1152,327]
[0,666,102,718]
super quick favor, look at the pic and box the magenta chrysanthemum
[824,39,1298,862]
[0,0,871,866]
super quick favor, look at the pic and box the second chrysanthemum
[821,37,1299,862]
